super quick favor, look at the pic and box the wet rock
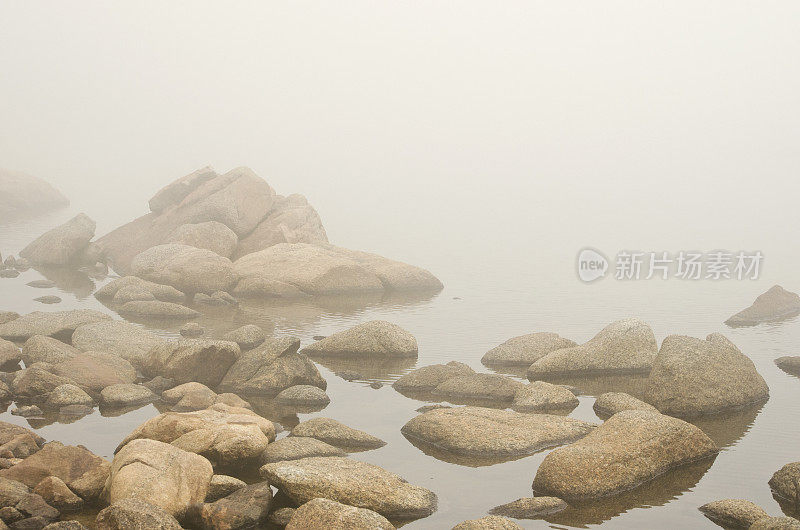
[167,221,238,258]
[103,439,213,519]
[130,244,238,295]
[0,423,44,459]
[71,320,166,371]
[291,418,385,449]
[143,339,240,387]
[232,243,441,297]
[593,392,658,417]
[11,369,73,399]
[401,406,595,458]
[179,322,204,338]
[117,300,200,320]
[0,310,110,342]
[489,497,568,519]
[233,193,328,260]
[94,276,185,304]
[190,481,271,529]
[205,475,245,503]
[10,407,42,419]
[698,499,768,529]
[527,318,658,379]
[301,321,418,358]
[750,517,800,529]
[726,285,800,326]
[532,410,718,500]
[769,462,800,507]
[99,384,157,409]
[260,456,437,520]
[0,270,18,279]
[0,169,69,219]
[219,337,326,397]
[432,373,526,404]
[775,356,800,376]
[32,477,82,512]
[394,362,477,393]
[50,352,136,396]
[285,497,394,529]
[117,404,276,468]
[33,297,60,305]
[510,381,579,413]
[25,281,55,289]
[19,214,95,267]
[21,337,77,366]
[275,385,330,406]
[95,498,182,529]
[0,340,21,372]
[260,437,345,464]
[482,332,577,366]
[644,333,769,418]
[143,376,175,394]
[222,325,265,351]
[0,442,108,491]
[452,516,523,529]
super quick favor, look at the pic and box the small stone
[142,376,175,394]
[336,371,364,382]
[301,320,418,358]
[452,515,523,529]
[511,381,579,413]
[26,281,56,289]
[34,296,61,305]
[179,322,204,337]
[222,325,265,350]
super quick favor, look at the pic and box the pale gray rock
[71,320,167,371]
[130,244,238,295]
[644,333,769,418]
[291,418,385,449]
[432,373,526,403]
[393,362,475,392]
[482,332,577,366]
[301,320,418,358]
[775,356,800,376]
[222,325,265,350]
[285,497,394,530]
[26,280,55,289]
[148,166,218,214]
[532,410,718,499]
[511,381,579,413]
[167,221,238,258]
[725,285,800,326]
[259,436,345,464]
[143,339,240,387]
[94,276,186,304]
[527,318,658,379]
[698,499,768,529]
[100,384,157,409]
[260,457,437,520]
[34,296,62,305]
[0,310,110,342]
[19,214,95,266]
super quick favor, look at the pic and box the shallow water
[2,207,800,529]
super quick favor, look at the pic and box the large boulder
[0,168,69,219]
[234,194,328,260]
[130,244,238,295]
[218,337,326,396]
[166,221,238,258]
[393,362,475,393]
[532,410,718,499]
[527,318,658,379]
[232,243,441,298]
[644,333,769,418]
[725,285,800,326]
[142,339,240,388]
[50,352,137,396]
[95,498,182,529]
[71,320,167,371]
[260,457,437,520]
[290,418,385,449]
[21,336,78,365]
[301,321,418,358]
[285,497,394,530]
[19,214,95,267]
[401,406,595,459]
[103,439,213,520]
[0,310,111,342]
[482,332,577,366]
[116,404,276,468]
[0,442,109,491]
[188,481,271,529]
[45,384,94,409]
[94,276,185,304]
[11,368,73,398]
[148,167,218,214]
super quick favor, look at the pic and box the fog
[2,1,799,266]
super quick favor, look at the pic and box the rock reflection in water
[688,401,765,449]
[309,354,418,384]
[544,456,716,528]
[33,266,96,299]
[529,373,651,399]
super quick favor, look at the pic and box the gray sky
[1,1,798,263]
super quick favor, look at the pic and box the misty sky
[1,2,798,266]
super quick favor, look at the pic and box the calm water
[1,206,799,529]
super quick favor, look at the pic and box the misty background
[1,1,798,286]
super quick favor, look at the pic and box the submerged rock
[489,497,568,519]
[167,221,238,259]
[95,498,182,529]
[698,499,768,529]
[103,439,212,520]
[221,325,265,351]
[644,333,769,418]
[593,392,658,417]
[71,320,166,371]
[482,332,577,366]
[301,321,418,358]
[532,410,718,500]
[393,362,475,393]
[19,214,95,267]
[260,437,345,464]
[26,280,56,289]
[285,497,394,529]
[291,418,385,449]
[143,339,240,388]
[725,285,800,326]
[0,310,110,342]
[510,381,579,413]
[401,406,595,458]
[117,300,199,320]
[452,515,523,529]
[218,337,326,396]
[130,244,238,295]
[527,318,658,379]
[260,457,437,520]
